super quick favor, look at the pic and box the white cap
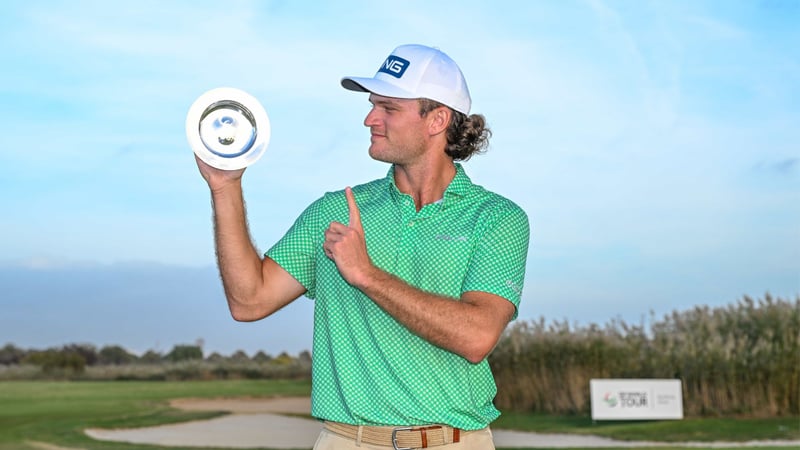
[341,44,471,115]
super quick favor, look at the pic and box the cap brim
[341,76,418,100]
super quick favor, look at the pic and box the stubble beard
[368,135,426,166]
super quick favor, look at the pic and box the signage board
[590,379,683,420]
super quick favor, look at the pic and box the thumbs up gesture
[324,187,372,286]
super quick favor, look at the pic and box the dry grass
[490,293,800,417]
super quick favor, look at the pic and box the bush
[0,344,26,365]
[165,345,203,362]
[22,349,86,375]
[98,345,136,365]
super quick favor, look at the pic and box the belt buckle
[391,426,413,450]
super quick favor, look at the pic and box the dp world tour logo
[378,55,410,78]
[603,391,649,408]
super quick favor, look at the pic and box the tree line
[0,343,312,380]
[2,293,796,417]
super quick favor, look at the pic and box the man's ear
[428,106,451,136]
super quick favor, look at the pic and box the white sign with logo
[590,379,683,420]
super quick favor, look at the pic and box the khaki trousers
[313,427,495,450]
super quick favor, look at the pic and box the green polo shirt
[266,163,529,430]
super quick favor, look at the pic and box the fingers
[323,187,362,262]
[195,154,246,189]
[345,186,362,230]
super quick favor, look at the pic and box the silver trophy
[186,87,271,170]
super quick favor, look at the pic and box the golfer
[196,44,530,450]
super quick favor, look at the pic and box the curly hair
[418,99,491,161]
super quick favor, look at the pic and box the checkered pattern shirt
[266,163,530,429]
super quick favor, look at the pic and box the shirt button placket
[397,197,417,266]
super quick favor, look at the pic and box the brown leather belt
[324,421,462,449]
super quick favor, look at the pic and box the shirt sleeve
[461,202,530,319]
[265,196,327,299]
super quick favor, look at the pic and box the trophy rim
[186,87,271,170]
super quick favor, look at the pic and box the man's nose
[364,107,379,127]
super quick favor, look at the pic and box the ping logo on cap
[378,55,410,78]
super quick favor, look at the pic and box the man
[196,44,530,450]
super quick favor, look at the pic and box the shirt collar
[386,163,472,204]
[445,163,472,199]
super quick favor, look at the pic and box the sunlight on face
[364,94,429,165]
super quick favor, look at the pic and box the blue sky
[1,1,798,355]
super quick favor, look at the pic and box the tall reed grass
[489,294,799,417]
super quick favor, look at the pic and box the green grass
[0,379,311,450]
[494,412,800,442]
[0,380,797,450]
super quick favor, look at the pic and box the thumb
[345,187,362,230]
